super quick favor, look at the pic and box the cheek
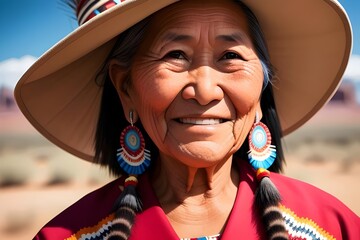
[225,61,263,150]
[226,62,263,117]
[233,89,261,117]
[129,64,185,142]
[131,63,185,110]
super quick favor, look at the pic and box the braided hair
[95,18,153,239]
[236,1,288,239]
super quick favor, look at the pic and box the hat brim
[15,0,352,162]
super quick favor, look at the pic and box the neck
[151,154,240,238]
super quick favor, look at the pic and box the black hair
[94,18,159,240]
[235,2,288,239]
[94,1,288,239]
[94,17,153,176]
[233,1,285,173]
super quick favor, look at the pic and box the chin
[174,142,234,168]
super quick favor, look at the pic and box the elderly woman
[15,0,359,239]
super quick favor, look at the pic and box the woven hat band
[77,0,122,25]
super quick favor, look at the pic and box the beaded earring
[248,112,276,170]
[116,111,151,175]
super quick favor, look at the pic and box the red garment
[34,161,360,240]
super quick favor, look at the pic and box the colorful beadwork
[64,206,336,240]
[280,205,336,240]
[180,234,221,240]
[65,214,114,240]
[76,0,123,25]
[256,168,270,181]
[248,121,276,170]
[117,125,151,175]
[65,212,221,240]
[124,175,138,187]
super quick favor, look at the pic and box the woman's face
[115,0,264,168]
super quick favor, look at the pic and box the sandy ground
[0,105,359,240]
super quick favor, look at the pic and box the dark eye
[165,50,187,60]
[221,52,243,60]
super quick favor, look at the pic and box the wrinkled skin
[110,0,264,237]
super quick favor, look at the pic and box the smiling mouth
[177,118,225,125]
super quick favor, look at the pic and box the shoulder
[33,177,124,240]
[270,172,360,239]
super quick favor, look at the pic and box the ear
[108,59,134,122]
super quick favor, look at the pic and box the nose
[182,66,224,105]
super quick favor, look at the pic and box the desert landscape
[1,95,359,240]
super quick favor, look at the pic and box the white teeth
[179,118,222,125]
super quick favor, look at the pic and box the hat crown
[76,0,122,25]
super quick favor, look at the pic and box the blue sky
[0,1,78,61]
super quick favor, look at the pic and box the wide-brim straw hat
[15,0,352,162]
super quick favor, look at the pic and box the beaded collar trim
[76,0,123,25]
[64,213,221,240]
[65,214,114,240]
[64,206,335,240]
[280,205,335,240]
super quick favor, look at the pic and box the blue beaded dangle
[116,111,151,175]
[248,113,276,170]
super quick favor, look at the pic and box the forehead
[148,0,250,36]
